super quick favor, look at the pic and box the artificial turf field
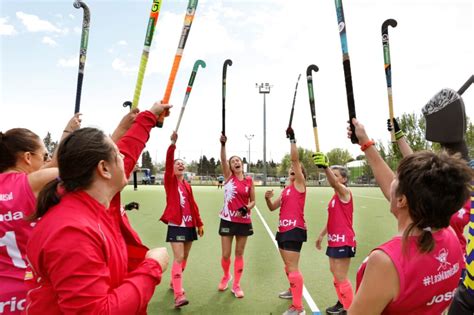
[123,185,397,315]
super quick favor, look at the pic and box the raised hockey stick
[156,0,199,127]
[288,74,302,129]
[306,65,320,151]
[73,0,90,114]
[123,0,162,110]
[222,59,233,136]
[382,19,398,142]
[334,0,358,143]
[175,59,206,132]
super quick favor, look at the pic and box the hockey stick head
[193,59,206,71]
[306,64,319,78]
[381,19,397,33]
[223,59,233,75]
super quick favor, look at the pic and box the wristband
[360,140,375,152]
[395,130,405,141]
[290,139,296,144]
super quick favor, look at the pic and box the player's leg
[329,255,353,313]
[231,235,248,298]
[218,235,233,291]
[170,242,189,307]
[280,243,305,314]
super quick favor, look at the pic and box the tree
[209,157,217,176]
[141,151,155,174]
[326,148,353,166]
[43,132,58,154]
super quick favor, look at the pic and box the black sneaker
[326,301,344,314]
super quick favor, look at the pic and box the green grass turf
[122,185,397,314]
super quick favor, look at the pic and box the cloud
[69,14,75,20]
[0,17,16,36]
[118,40,128,46]
[16,11,62,33]
[112,58,137,75]
[42,36,57,46]
[57,55,77,67]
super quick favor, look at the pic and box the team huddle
[1,89,473,314]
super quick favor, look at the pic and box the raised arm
[287,127,305,192]
[313,152,350,201]
[350,118,394,201]
[111,108,140,143]
[220,134,231,180]
[387,118,413,157]
[44,113,82,169]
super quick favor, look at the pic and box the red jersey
[168,181,194,227]
[160,144,203,228]
[25,110,163,314]
[278,184,306,233]
[449,198,470,255]
[356,228,463,315]
[326,193,356,248]
[0,172,36,314]
[220,175,252,224]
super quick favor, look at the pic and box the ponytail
[31,179,62,220]
[417,228,435,253]
[402,223,435,254]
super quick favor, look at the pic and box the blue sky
[1,0,473,165]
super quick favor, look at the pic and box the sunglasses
[31,152,52,162]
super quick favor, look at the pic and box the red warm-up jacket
[25,111,161,315]
[159,144,203,227]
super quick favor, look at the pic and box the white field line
[253,206,321,315]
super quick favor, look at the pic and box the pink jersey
[169,181,194,228]
[220,175,252,224]
[449,198,470,255]
[326,193,356,248]
[0,173,36,314]
[356,228,463,315]
[278,184,306,233]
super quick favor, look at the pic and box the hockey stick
[458,75,474,95]
[382,19,398,142]
[73,0,90,114]
[123,0,162,110]
[334,0,358,143]
[306,65,320,151]
[288,74,302,129]
[175,59,206,132]
[222,59,233,136]
[156,0,199,127]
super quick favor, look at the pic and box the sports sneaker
[174,294,189,308]
[231,286,244,298]
[278,289,293,299]
[283,306,305,315]
[218,275,232,291]
[326,301,344,314]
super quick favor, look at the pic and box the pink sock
[221,257,231,279]
[288,271,304,309]
[233,256,244,287]
[334,278,354,310]
[172,261,183,298]
[181,259,187,272]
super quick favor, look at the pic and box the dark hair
[440,141,469,161]
[396,151,471,253]
[0,128,41,172]
[330,165,349,186]
[33,128,116,219]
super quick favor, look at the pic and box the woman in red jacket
[26,103,170,315]
[0,114,80,315]
[160,131,204,308]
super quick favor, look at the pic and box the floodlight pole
[256,83,271,186]
[245,134,254,172]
